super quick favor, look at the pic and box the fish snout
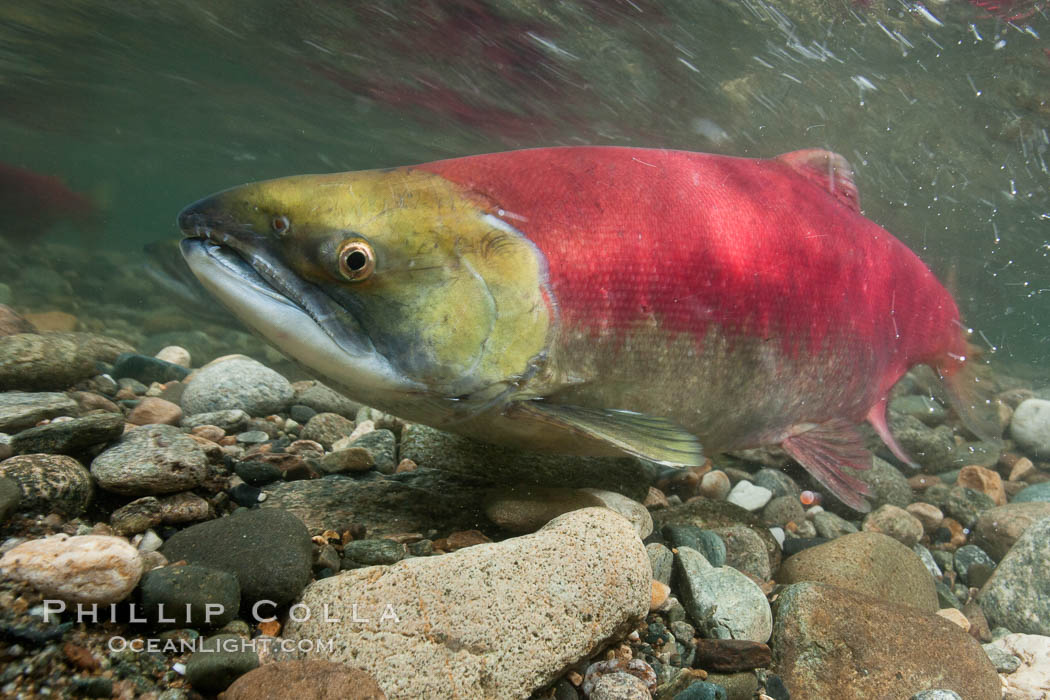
[177,195,226,238]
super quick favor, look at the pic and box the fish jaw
[178,237,420,401]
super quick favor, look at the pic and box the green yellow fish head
[177,168,551,418]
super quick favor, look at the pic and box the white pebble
[726,480,773,511]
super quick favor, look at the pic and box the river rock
[652,498,781,575]
[0,453,94,516]
[776,531,938,612]
[154,345,191,367]
[398,423,654,501]
[0,534,142,604]
[1010,398,1050,458]
[181,409,250,432]
[0,304,35,337]
[484,486,604,534]
[127,397,183,426]
[90,424,209,496]
[0,332,134,391]
[301,413,356,450]
[581,488,652,538]
[861,504,924,547]
[263,471,490,536]
[111,352,191,384]
[1013,481,1050,503]
[972,501,1050,560]
[771,582,1001,699]
[160,508,311,606]
[0,476,20,522]
[10,411,124,456]
[0,392,79,432]
[986,633,1050,700]
[674,545,772,642]
[726,480,772,511]
[185,633,259,694]
[223,660,387,700]
[290,381,362,419]
[978,516,1050,635]
[110,496,164,535]
[181,357,293,416]
[284,508,649,699]
[139,564,240,628]
[348,429,397,474]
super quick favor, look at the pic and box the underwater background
[0,0,1048,369]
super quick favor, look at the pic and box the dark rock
[753,468,801,500]
[0,332,134,391]
[399,423,655,501]
[652,498,781,574]
[140,564,240,628]
[229,483,263,506]
[111,352,190,384]
[69,676,114,698]
[288,404,317,424]
[0,476,21,522]
[342,538,406,568]
[953,545,996,587]
[663,525,726,568]
[234,459,283,487]
[0,453,93,516]
[673,681,728,700]
[692,638,771,672]
[943,486,995,529]
[0,391,79,432]
[159,508,312,606]
[771,582,1000,699]
[10,412,124,456]
[350,429,397,474]
[185,633,259,693]
[761,496,806,527]
[261,471,491,537]
[484,486,604,534]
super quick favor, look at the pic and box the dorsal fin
[776,149,860,213]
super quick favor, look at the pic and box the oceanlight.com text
[107,636,336,654]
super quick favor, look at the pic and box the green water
[1,0,1048,367]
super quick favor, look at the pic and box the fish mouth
[177,202,420,394]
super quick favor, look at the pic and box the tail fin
[935,342,1001,442]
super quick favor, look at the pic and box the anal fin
[509,401,704,467]
[866,396,920,469]
[781,419,872,512]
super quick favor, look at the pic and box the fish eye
[338,239,375,281]
[271,215,290,234]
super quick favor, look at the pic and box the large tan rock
[771,582,1001,700]
[284,508,650,699]
[776,531,937,612]
[0,534,142,604]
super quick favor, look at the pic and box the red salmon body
[418,146,994,509]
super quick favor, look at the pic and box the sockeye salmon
[177,146,999,511]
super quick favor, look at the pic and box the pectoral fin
[509,401,704,467]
